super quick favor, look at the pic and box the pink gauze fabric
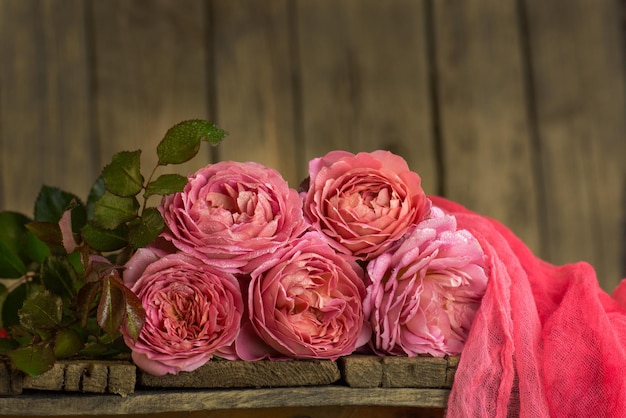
[430,196,626,418]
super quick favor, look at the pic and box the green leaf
[79,340,108,358]
[0,241,26,278]
[67,249,84,277]
[20,231,50,264]
[8,341,55,376]
[25,221,65,255]
[0,282,8,328]
[54,328,83,359]
[0,338,18,353]
[0,211,31,254]
[0,211,50,265]
[2,282,31,329]
[102,150,144,197]
[81,222,128,252]
[93,192,139,230]
[97,275,125,337]
[127,208,165,249]
[34,186,86,230]
[144,173,188,198]
[156,120,227,165]
[19,289,63,330]
[86,177,106,221]
[40,256,80,299]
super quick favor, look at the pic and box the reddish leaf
[96,274,125,337]
[58,209,77,254]
[76,281,101,327]
[114,280,146,342]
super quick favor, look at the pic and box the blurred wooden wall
[1,0,625,292]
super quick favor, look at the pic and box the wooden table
[0,356,456,417]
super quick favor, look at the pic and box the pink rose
[303,150,431,261]
[364,207,488,356]
[122,236,177,286]
[233,231,370,360]
[160,161,308,274]
[122,252,243,375]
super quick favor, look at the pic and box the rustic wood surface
[339,355,458,388]
[2,359,137,397]
[0,356,456,416]
[295,0,439,194]
[0,407,448,418]
[433,0,541,253]
[139,358,341,388]
[90,0,213,177]
[0,386,450,415]
[522,0,626,285]
[1,0,624,290]
[1,407,446,418]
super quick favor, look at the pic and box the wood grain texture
[0,0,95,214]
[0,386,450,415]
[0,407,445,418]
[296,0,439,194]
[211,0,301,186]
[432,0,542,255]
[381,356,452,388]
[139,358,340,388]
[1,356,455,414]
[90,0,212,182]
[340,355,458,389]
[0,359,22,396]
[523,0,626,288]
[18,360,136,396]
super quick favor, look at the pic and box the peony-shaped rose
[160,161,308,274]
[233,231,370,360]
[363,207,488,356]
[122,251,244,375]
[302,150,431,261]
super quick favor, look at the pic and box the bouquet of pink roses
[119,148,489,375]
[0,120,488,379]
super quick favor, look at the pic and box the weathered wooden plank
[64,362,108,393]
[185,406,446,418]
[339,355,383,388]
[107,362,137,397]
[0,359,22,396]
[15,360,136,396]
[90,0,212,183]
[382,356,448,388]
[211,0,301,186]
[340,355,459,389]
[139,359,340,388]
[432,0,541,254]
[522,0,626,290]
[0,0,95,214]
[0,386,450,415]
[446,355,459,388]
[296,0,439,194]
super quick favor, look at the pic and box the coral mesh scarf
[431,196,626,418]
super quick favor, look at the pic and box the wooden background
[0,0,625,298]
